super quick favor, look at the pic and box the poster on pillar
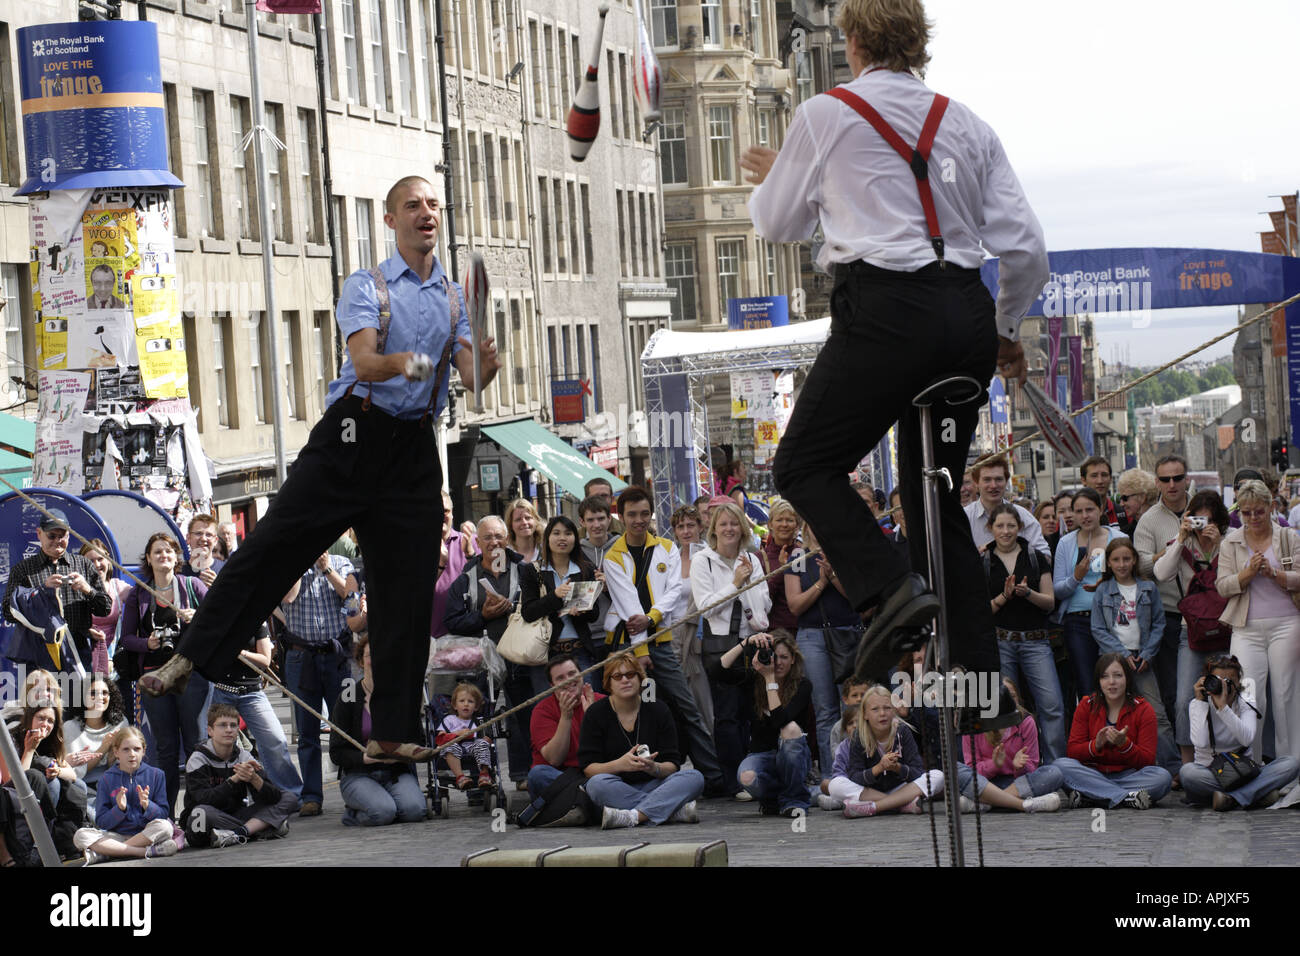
[31,371,91,493]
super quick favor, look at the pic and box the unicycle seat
[911,375,983,408]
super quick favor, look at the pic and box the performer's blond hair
[836,0,933,75]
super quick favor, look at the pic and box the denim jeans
[205,685,304,799]
[178,672,210,760]
[1179,756,1300,808]
[964,763,1065,799]
[644,642,723,785]
[503,662,549,782]
[526,763,564,800]
[795,628,842,779]
[339,768,427,826]
[1061,613,1097,699]
[1175,628,1210,749]
[284,647,350,805]
[996,637,1067,762]
[738,736,813,811]
[1052,757,1173,807]
[585,768,705,825]
[139,687,184,816]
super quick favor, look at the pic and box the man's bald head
[386,176,435,215]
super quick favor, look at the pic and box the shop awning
[0,411,36,455]
[481,419,627,500]
[0,447,33,490]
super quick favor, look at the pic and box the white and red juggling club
[463,250,489,412]
[566,3,610,162]
[633,0,662,125]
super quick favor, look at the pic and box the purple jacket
[120,574,208,665]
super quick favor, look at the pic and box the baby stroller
[423,635,508,817]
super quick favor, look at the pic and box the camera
[1204,674,1233,697]
[1188,516,1207,530]
[633,745,651,760]
[155,625,181,654]
[755,643,773,667]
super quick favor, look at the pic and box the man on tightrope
[744,0,1048,700]
[140,175,501,764]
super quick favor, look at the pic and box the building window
[332,195,349,281]
[475,0,491,81]
[589,325,602,412]
[369,0,391,111]
[557,26,571,117]
[651,0,677,48]
[708,106,734,184]
[552,178,567,274]
[484,136,500,238]
[616,189,628,278]
[649,196,659,277]
[580,183,594,276]
[0,24,13,185]
[757,109,771,148]
[341,0,361,103]
[313,311,332,412]
[765,241,777,295]
[163,83,187,237]
[282,312,301,420]
[192,91,220,237]
[606,50,620,140]
[419,0,439,122]
[298,109,322,244]
[249,313,270,424]
[617,53,632,139]
[1,263,23,402]
[716,239,742,318]
[796,51,814,104]
[560,325,571,376]
[354,198,373,270]
[230,96,256,240]
[665,242,695,325]
[701,0,721,46]
[529,20,544,119]
[660,107,687,185]
[212,315,232,428]
[566,181,580,275]
[543,25,559,122]
[499,136,516,239]
[395,0,413,115]
[536,176,552,273]
[266,103,290,242]
[638,193,650,278]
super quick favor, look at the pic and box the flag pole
[245,0,289,488]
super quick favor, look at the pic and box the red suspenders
[825,86,951,267]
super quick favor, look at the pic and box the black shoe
[956,681,1020,735]
[700,779,732,800]
[854,573,939,682]
[758,800,780,816]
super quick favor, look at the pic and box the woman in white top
[689,501,771,798]
[62,676,129,821]
[669,504,713,732]
[1215,479,1300,762]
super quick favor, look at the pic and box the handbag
[702,599,747,685]
[1206,709,1260,791]
[1176,548,1231,652]
[1273,528,1300,613]
[498,574,551,666]
[817,600,862,686]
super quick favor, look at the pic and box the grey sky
[921,0,1298,366]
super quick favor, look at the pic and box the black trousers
[773,261,1001,676]
[179,395,441,743]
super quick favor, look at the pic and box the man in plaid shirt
[2,509,110,675]
[279,552,359,815]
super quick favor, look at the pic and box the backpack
[1176,548,1231,652]
[514,768,595,828]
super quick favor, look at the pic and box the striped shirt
[280,554,356,644]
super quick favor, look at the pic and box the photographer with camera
[1180,654,1299,810]
[723,632,814,816]
[120,532,207,817]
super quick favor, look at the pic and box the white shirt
[688,545,771,642]
[964,498,1050,561]
[1112,582,1140,652]
[749,67,1049,342]
[1188,693,1258,767]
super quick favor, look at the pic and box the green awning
[481,419,627,500]
[0,412,35,454]
[0,447,33,491]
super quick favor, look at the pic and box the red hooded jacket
[1066,694,1158,773]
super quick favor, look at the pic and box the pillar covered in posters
[16,20,209,516]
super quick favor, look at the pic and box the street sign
[551,378,586,424]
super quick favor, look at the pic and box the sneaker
[1066,789,1085,810]
[958,795,978,814]
[1254,789,1284,810]
[210,829,248,848]
[779,805,807,818]
[671,801,700,824]
[1021,792,1062,813]
[145,839,179,858]
[142,819,173,845]
[899,798,922,814]
[732,790,753,802]
[1122,790,1152,810]
[817,793,844,811]
[758,800,780,816]
[843,800,878,818]
[600,806,640,829]
[1212,790,1238,812]
[83,847,108,866]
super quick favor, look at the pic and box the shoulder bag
[1273,528,1300,613]
[1206,707,1260,791]
[498,570,551,666]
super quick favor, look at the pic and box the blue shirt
[280,554,357,643]
[325,254,472,420]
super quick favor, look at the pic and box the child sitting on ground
[436,683,494,790]
[73,726,180,864]
[181,704,299,848]
[829,684,945,818]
